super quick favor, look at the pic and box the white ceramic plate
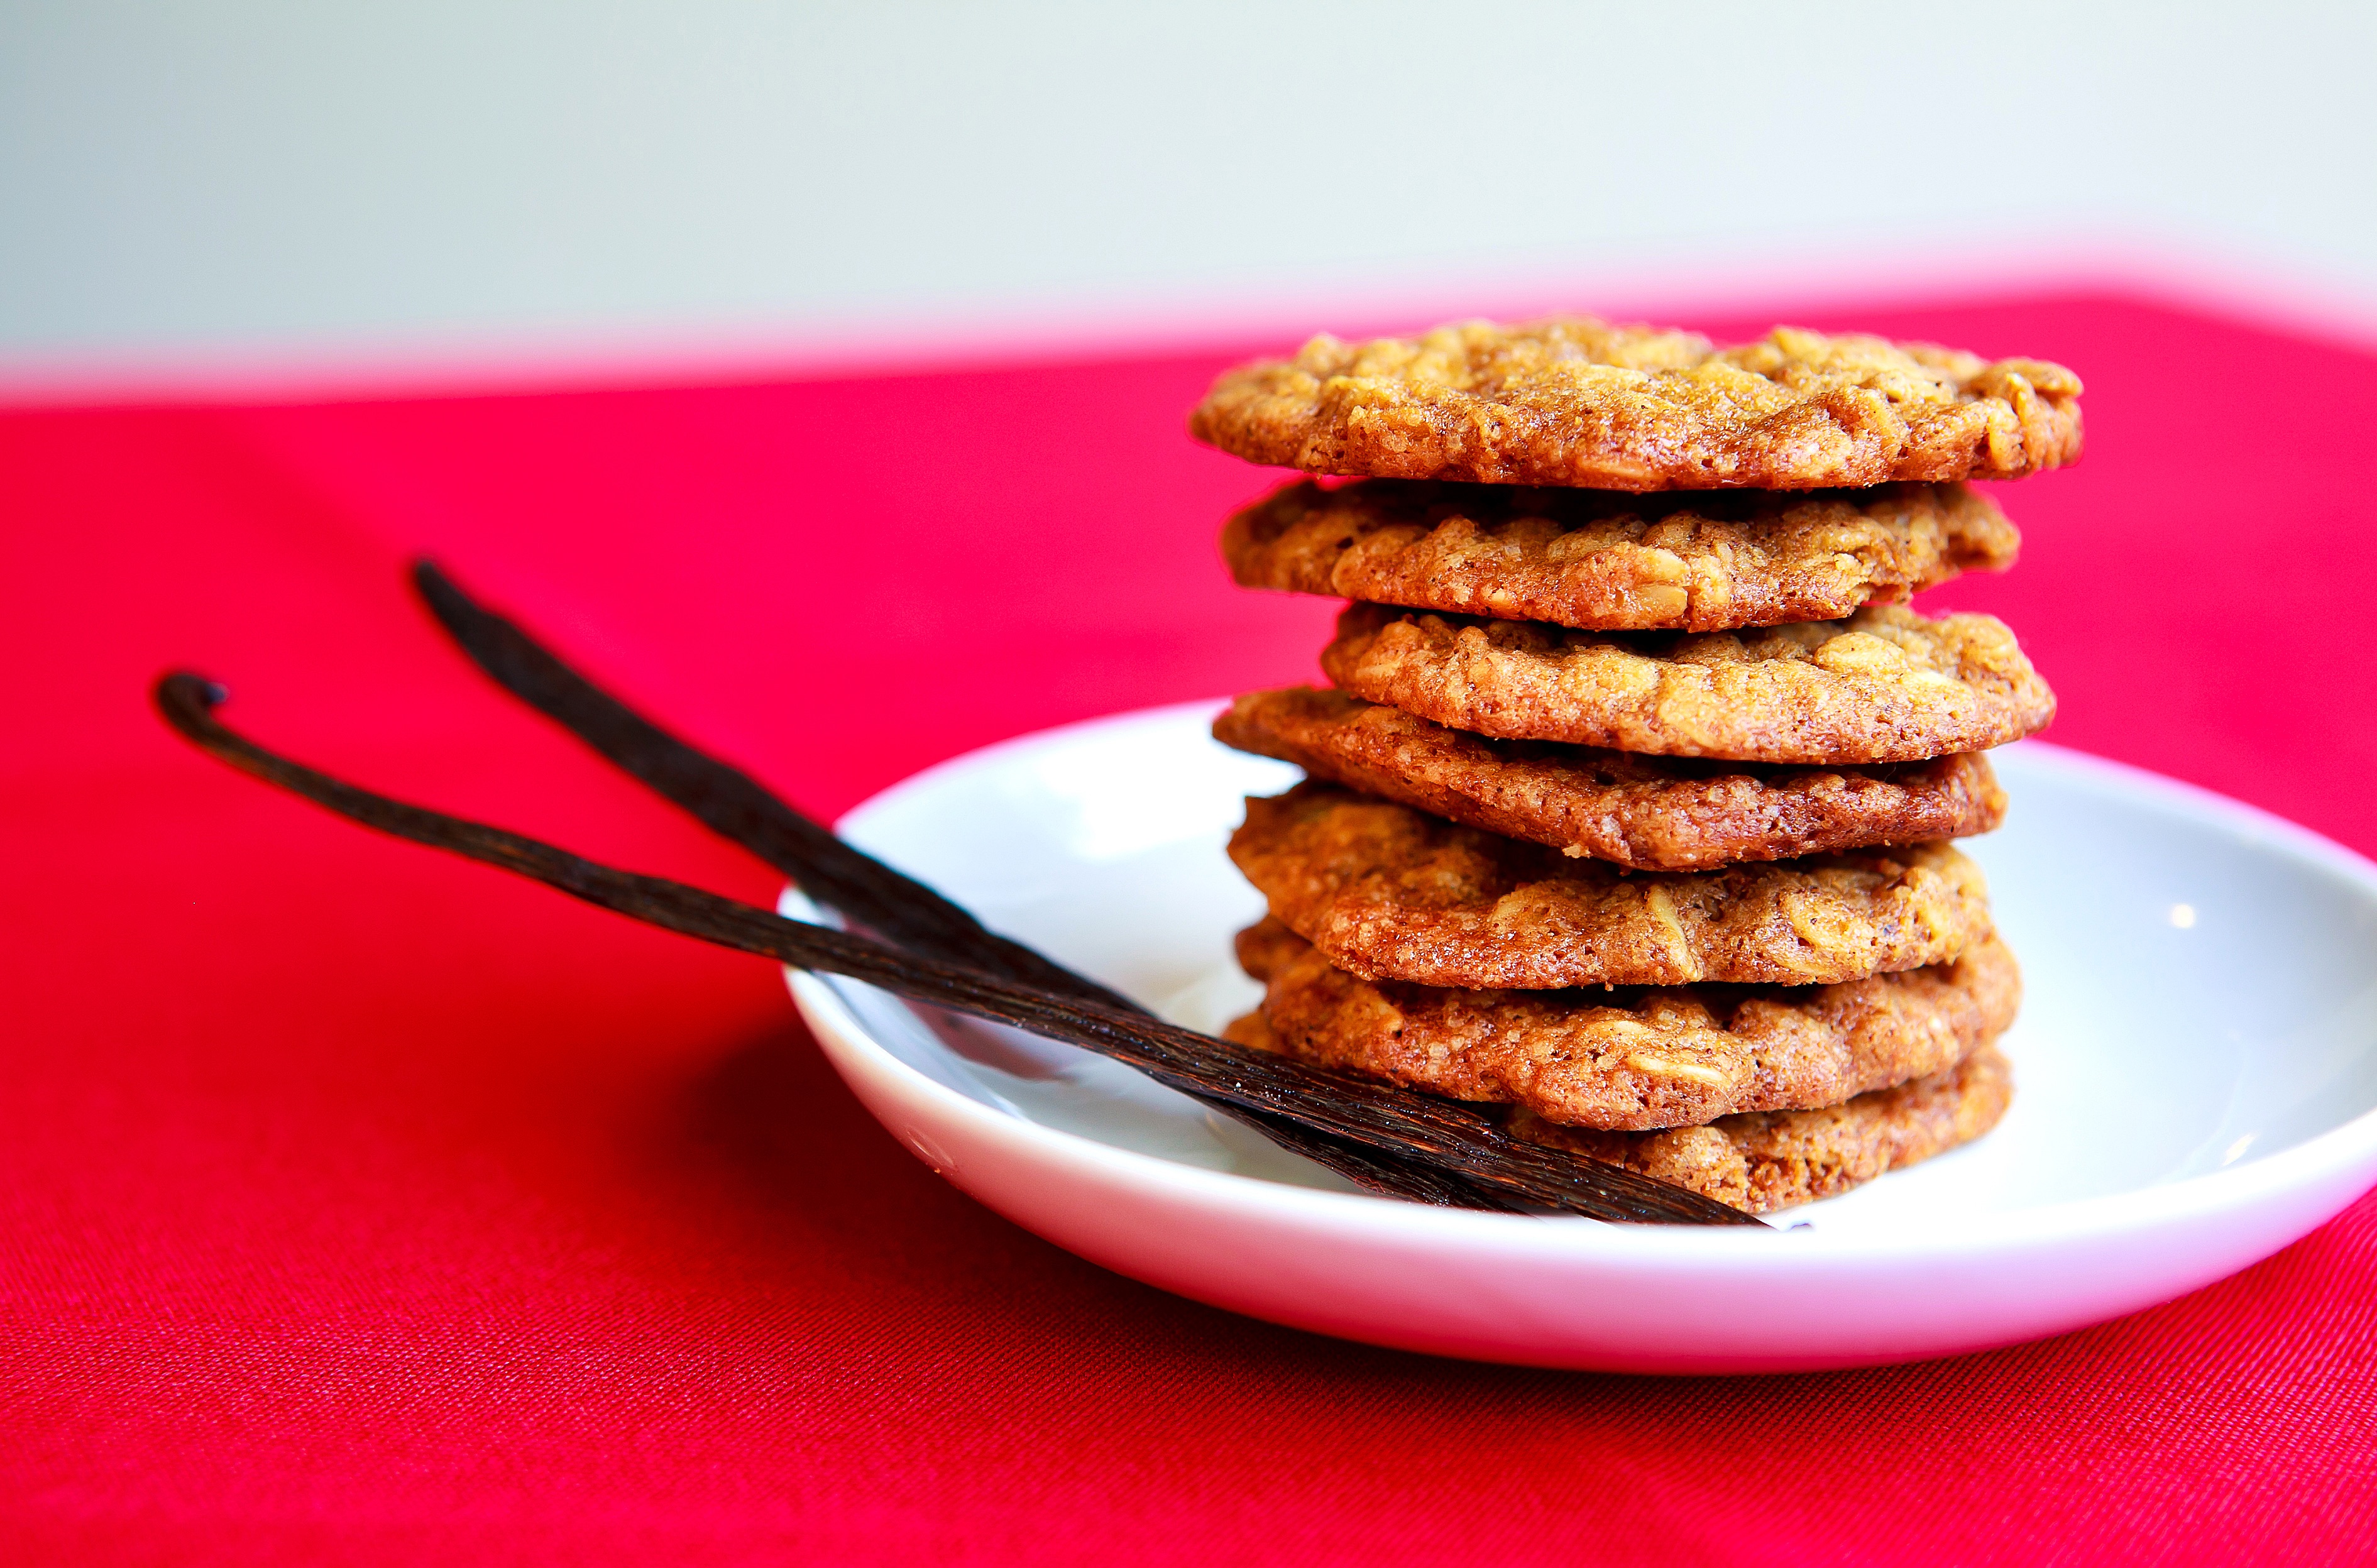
[783,701,2377,1373]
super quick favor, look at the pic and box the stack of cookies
[1188,317,2080,1215]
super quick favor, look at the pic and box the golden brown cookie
[1322,602,2055,763]
[1227,918,2019,1131]
[1229,782,1991,989]
[1221,478,2017,631]
[1189,318,2083,491]
[1214,688,2006,870]
[1506,1044,2012,1214]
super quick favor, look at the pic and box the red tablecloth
[8,292,2377,1564]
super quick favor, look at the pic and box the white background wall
[4,1,2374,370]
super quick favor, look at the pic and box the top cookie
[1190,317,2083,491]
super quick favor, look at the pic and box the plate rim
[797,701,2377,1262]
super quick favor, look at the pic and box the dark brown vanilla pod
[408,560,1510,1211]
[151,672,1765,1228]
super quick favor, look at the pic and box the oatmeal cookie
[1227,917,2019,1131]
[1221,478,2017,631]
[1229,782,1990,989]
[1505,1044,2012,1214]
[1322,602,2054,763]
[1214,688,2004,869]
[1189,317,2082,490]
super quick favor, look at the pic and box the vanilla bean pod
[410,559,1515,1210]
[153,671,1764,1227]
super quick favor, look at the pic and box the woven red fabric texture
[5,293,2376,1564]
